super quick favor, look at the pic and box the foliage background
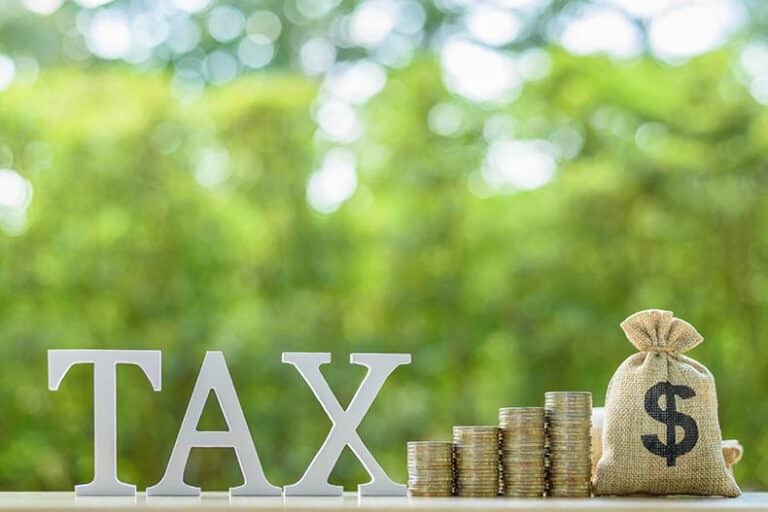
[1,0,768,494]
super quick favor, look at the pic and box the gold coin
[544,392,592,498]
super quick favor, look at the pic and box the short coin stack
[544,392,592,497]
[498,407,546,497]
[407,441,454,497]
[453,426,499,497]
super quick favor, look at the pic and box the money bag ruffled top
[593,309,740,497]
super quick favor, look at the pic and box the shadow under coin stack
[453,426,499,497]
[407,441,454,497]
[498,407,546,497]
[544,392,592,497]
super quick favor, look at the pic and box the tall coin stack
[453,426,499,497]
[544,392,592,498]
[407,441,454,497]
[498,407,546,497]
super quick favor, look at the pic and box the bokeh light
[0,169,33,235]
[465,5,521,46]
[0,55,16,91]
[649,0,744,61]
[307,148,358,213]
[440,38,520,103]
[207,5,245,43]
[558,6,641,58]
[481,139,557,191]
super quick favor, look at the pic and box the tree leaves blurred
[0,48,767,492]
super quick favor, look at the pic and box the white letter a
[147,351,280,496]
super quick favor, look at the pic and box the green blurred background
[1,0,768,493]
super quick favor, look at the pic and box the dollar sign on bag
[641,381,699,467]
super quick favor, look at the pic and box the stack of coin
[407,441,454,497]
[498,407,546,497]
[721,439,743,475]
[453,426,499,497]
[544,392,592,498]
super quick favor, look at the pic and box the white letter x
[281,352,410,496]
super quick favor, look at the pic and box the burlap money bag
[593,309,740,496]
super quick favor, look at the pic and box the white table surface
[0,493,764,512]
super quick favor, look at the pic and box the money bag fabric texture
[593,309,740,497]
